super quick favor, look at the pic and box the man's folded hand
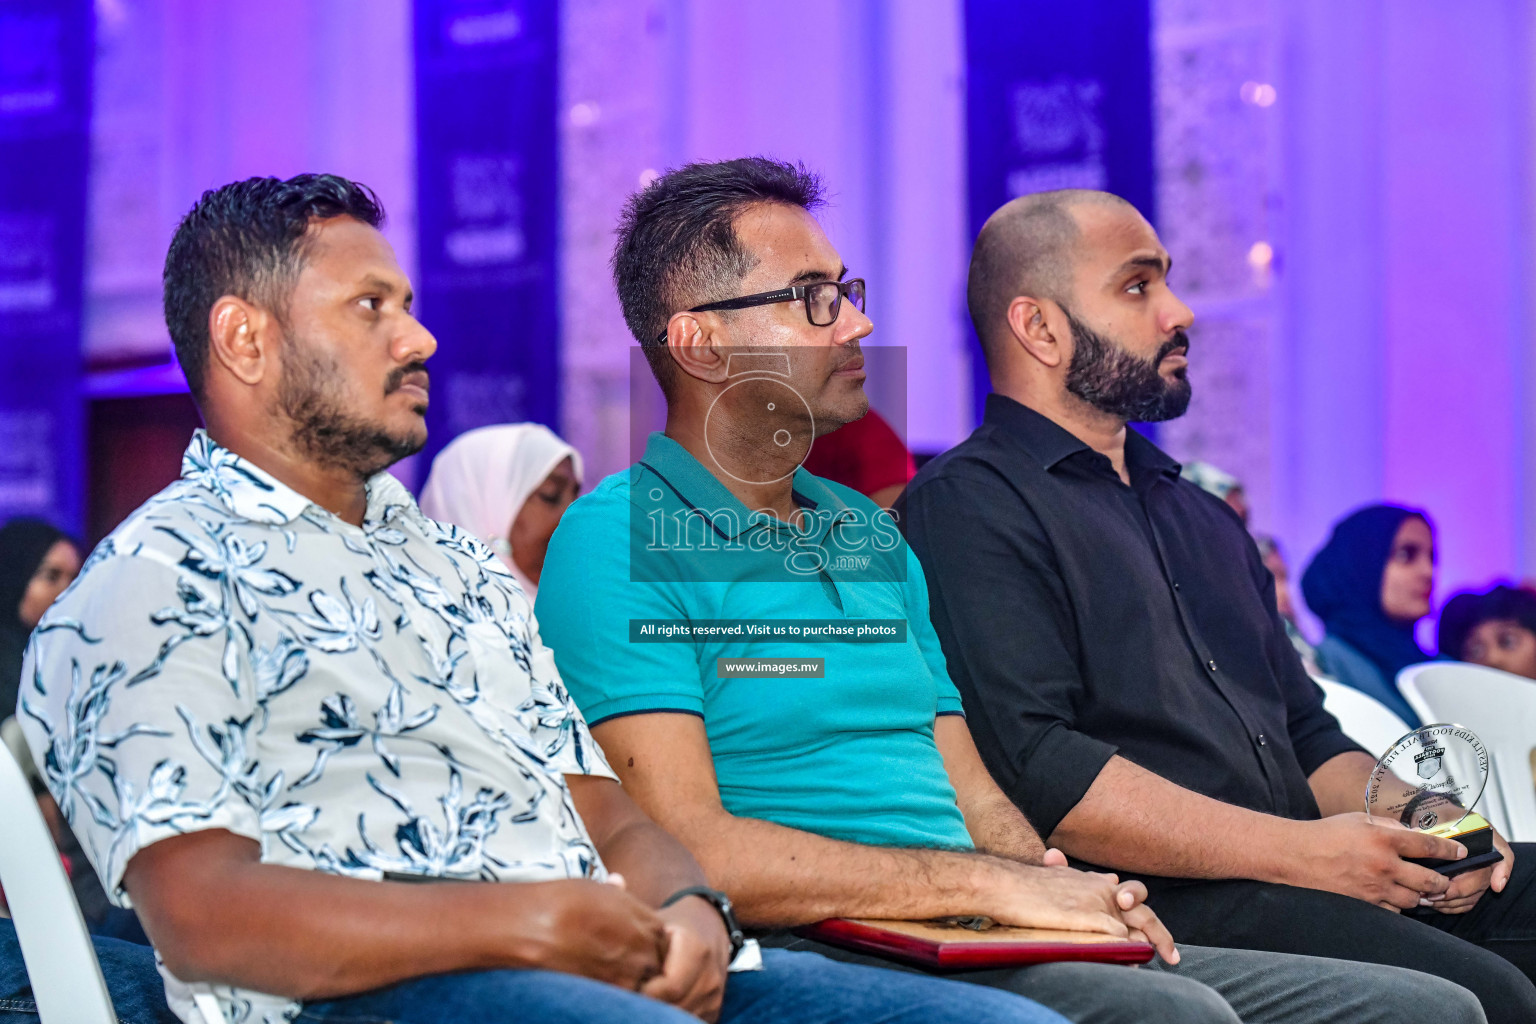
[518,879,669,992]
[1434,829,1514,915]
[642,896,731,1022]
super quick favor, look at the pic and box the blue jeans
[298,948,1072,1024]
[0,918,177,1024]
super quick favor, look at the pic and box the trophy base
[1406,813,1505,876]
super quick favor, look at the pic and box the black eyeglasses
[653,278,866,344]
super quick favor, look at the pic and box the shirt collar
[635,431,854,541]
[983,394,1090,470]
[181,429,422,528]
[364,468,424,527]
[1123,427,1182,479]
[983,394,1182,479]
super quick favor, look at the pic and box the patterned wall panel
[1152,2,1282,531]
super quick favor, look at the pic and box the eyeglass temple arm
[690,287,799,313]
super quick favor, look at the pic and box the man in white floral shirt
[17,175,1071,1024]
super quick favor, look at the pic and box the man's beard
[1063,310,1192,423]
[277,336,426,481]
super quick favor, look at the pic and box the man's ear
[208,296,272,387]
[1005,295,1066,370]
[666,313,731,385]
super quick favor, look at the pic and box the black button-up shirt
[900,395,1363,852]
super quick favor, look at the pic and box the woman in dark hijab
[1301,504,1435,728]
[0,519,145,941]
[0,517,80,719]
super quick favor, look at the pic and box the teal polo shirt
[536,432,973,851]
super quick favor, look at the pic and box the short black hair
[1438,584,1536,660]
[163,173,384,402]
[612,157,824,394]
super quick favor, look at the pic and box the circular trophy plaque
[1366,723,1489,834]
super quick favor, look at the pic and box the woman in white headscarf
[419,423,583,602]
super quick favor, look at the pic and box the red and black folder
[796,918,1156,970]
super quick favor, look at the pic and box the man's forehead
[303,216,406,282]
[734,203,841,283]
[1072,203,1166,275]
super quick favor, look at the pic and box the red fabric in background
[802,408,916,499]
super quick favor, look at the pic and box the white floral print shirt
[18,431,616,1023]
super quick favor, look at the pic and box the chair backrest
[1315,676,1414,762]
[0,740,118,1023]
[1398,661,1536,842]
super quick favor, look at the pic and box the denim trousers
[0,919,177,1024]
[3,920,1069,1024]
[298,948,1073,1024]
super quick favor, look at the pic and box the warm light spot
[569,101,601,127]
[1240,81,1278,107]
[1247,241,1274,268]
[638,168,660,187]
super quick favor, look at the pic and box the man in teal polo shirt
[534,157,1487,1024]
[558,429,968,851]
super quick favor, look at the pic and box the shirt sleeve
[524,611,619,780]
[903,547,965,716]
[902,469,1118,837]
[535,494,706,726]
[17,548,264,904]
[462,540,619,783]
[1249,543,1369,774]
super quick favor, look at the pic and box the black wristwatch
[661,885,745,959]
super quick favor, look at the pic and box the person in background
[1301,504,1434,727]
[0,517,79,859]
[418,423,582,602]
[0,518,81,721]
[1438,584,1536,681]
[801,406,915,509]
[0,518,143,944]
[1254,534,1321,677]
[1179,461,1248,524]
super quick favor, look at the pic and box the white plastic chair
[0,741,223,1023]
[1315,676,1414,761]
[0,739,120,1023]
[1398,661,1536,842]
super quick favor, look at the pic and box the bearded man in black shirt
[900,189,1536,1023]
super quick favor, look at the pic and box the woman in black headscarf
[1301,504,1435,728]
[0,517,81,719]
[0,519,146,941]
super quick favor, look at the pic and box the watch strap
[661,885,745,957]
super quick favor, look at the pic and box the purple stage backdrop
[414,0,561,471]
[0,0,91,534]
[963,0,1156,425]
